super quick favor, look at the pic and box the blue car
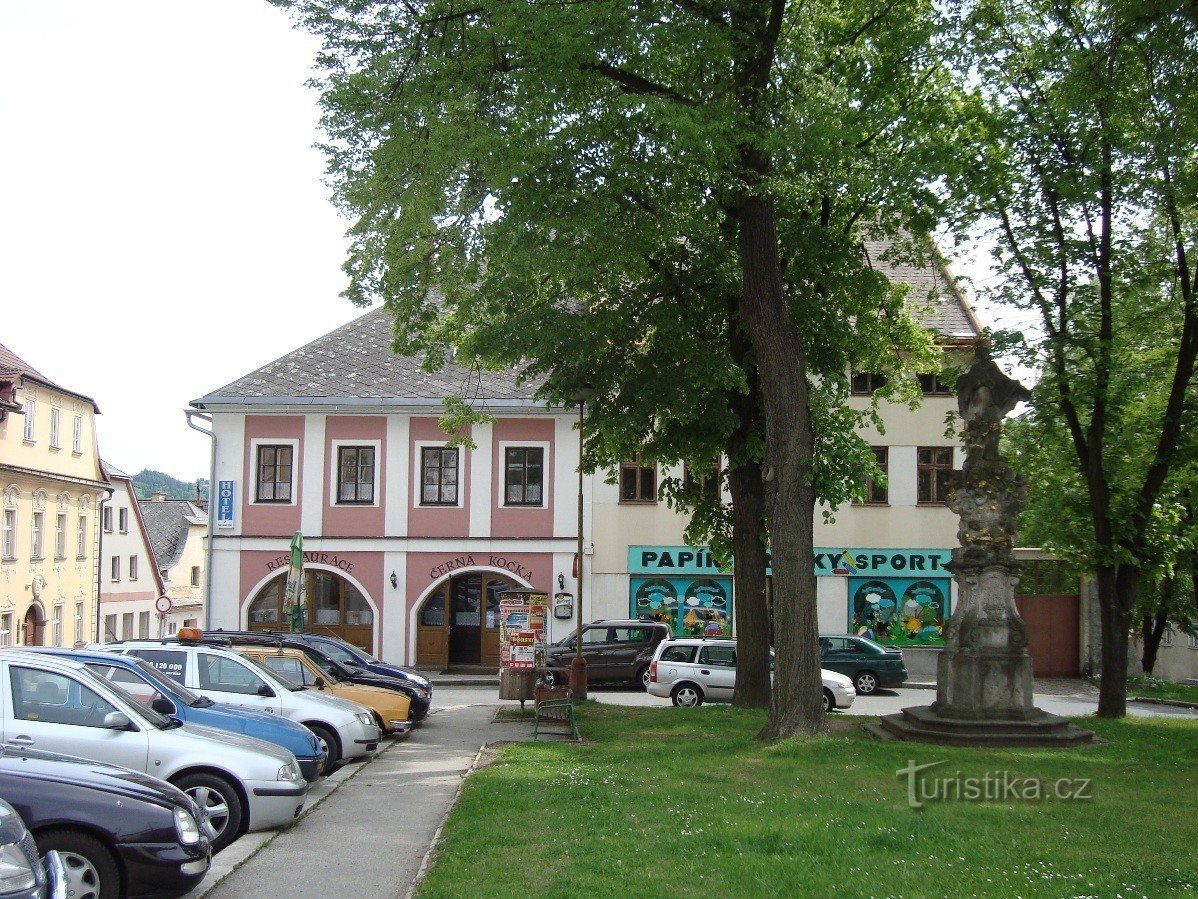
[31,649,327,782]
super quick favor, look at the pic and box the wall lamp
[390,572,398,589]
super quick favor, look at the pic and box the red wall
[407,417,470,538]
[322,416,387,537]
[242,416,304,537]
[490,418,555,538]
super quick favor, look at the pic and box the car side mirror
[151,696,175,716]
[257,683,276,698]
[103,711,134,731]
[314,677,326,690]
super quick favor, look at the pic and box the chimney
[151,490,167,503]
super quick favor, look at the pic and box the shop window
[337,445,375,504]
[620,456,657,503]
[256,444,294,503]
[420,592,446,627]
[855,447,888,505]
[917,447,953,504]
[420,447,459,505]
[918,373,954,396]
[851,372,887,395]
[504,447,544,506]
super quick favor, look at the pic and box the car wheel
[854,671,879,695]
[671,683,703,708]
[174,773,244,853]
[822,688,835,713]
[37,829,120,899]
[306,722,341,769]
[637,666,651,691]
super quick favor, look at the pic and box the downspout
[186,409,216,630]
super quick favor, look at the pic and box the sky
[0,1,1017,483]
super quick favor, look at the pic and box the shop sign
[630,545,953,578]
[266,551,355,574]
[216,481,235,529]
[428,553,535,583]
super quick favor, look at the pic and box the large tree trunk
[1139,582,1171,676]
[735,193,823,740]
[1095,564,1139,718]
[728,454,771,708]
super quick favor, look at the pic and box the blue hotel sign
[216,480,236,529]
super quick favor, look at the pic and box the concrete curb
[185,740,398,898]
[1130,695,1198,710]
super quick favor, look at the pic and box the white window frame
[54,512,66,559]
[118,507,129,534]
[110,555,120,583]
[102,506,113,533]
[30,511,44,560]
[72,414,82,454]
[497,440,550,509]
[76,514,87,559]
[50,409,61,449]
[129,555,138,581]
[2,510,14,560]
[74,602,83,644]
[249,438,300,506]
[329,439,382,507]
[0,613,11,647]
[413,440,465,508]
[22,399,35,442]
[52,604,63,647]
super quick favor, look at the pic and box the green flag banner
[283,531,304,631]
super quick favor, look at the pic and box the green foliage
[131,470,209,502]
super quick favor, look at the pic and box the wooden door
[416,582,449,668]
[1014,594,1080,677]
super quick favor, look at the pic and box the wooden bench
[533,685,579,741]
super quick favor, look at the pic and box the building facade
[98,463,166,641]
[0,342,109,649]
[138,492,208,634]
[192,248,983,669]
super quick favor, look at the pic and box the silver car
[646,638,856,711]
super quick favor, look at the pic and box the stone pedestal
[873,346,1094,748]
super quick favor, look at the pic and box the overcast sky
[1,2,1014,483]
[0,1,369,479]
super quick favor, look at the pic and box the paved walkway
[205,699,508,898]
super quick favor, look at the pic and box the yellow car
[238,646,412,735]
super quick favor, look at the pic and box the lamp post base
[570,655,588,701]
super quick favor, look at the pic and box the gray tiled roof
[195,244,979,404]
[138,500,203,573]
[100,460,130,480]
[194,308,539,404]
[0,341,101,411]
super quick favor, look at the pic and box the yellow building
[0,342,109,647]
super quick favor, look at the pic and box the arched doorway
[416,572,519,669]
[22,604,45,646]
[247,570,375,653]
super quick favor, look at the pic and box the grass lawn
[419,704,1197,898]
[1127,676,1198,705]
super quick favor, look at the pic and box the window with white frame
[0,613,10,647]
[2,510,14,560]
[22,399,35,441]
[504,447,545,506]
[420,446,459,505]
[30,512,43,560]
[52,605,63,647]
[129,555,138,581]
[74,602,83,644]
[1161,627,1173,647]
[110,555,120,582]
[256,444,295,503]
[118,507,128,534]
[72,414,82,453]
[54,513,66,559]
[49,409,60,448]
[336,445,376,504]
[76,514,86,558]
[102,506,113,533]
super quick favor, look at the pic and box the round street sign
[155,596,173,614]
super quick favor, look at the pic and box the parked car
[104,636,381,768]
[0,747,211,898]
[646,638,856,711]
[819,635,908,695]
[0,797,63,899]
[543,620,673,689]
[0,651,306,853]
[27,648,327,782]
[234,646,411,736]
[201,631,431,722]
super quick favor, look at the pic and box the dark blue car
[31,649,326,782]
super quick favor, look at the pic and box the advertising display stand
[497,589,548,709]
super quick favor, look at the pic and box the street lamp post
[571,388,593,699]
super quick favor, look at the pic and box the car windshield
[84,668,179,729]
[128,659,210,707]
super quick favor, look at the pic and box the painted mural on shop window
[850,577,950,646]
[630,577,732,637]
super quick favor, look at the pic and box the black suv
[544,620,673,690]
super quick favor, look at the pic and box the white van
[0,650,307,852]
[107,639,380,766]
